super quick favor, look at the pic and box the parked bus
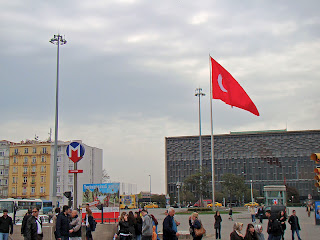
[120,195,138,209]
[0,198,52,224]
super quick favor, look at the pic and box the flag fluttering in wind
[210,56,259,116]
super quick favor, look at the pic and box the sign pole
[74,162,78,210]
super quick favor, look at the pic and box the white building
[0,140,10,198]
[50,140,103,207]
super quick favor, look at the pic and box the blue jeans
[0,233,9,240]
[268,234,281,240]
[251,214,256,222]
[292,230,301,240]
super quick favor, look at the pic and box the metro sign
[66,142,85,163]
[69,170,83,173]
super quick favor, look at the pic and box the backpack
[271,219,282,235]
[91,219,97,231]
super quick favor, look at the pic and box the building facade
[0,141,11,198]
[8,141,51,199]
[50,140,103,207]
[7,139,103,206]
[165,130,320,201]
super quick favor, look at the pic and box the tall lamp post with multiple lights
[49,35,67,206]
[195,88,205,206]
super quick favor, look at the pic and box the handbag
[194,223,206,237]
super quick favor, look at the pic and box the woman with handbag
[214,211,222,239]
[189,212,205,240]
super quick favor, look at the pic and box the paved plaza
[144,207,320,240]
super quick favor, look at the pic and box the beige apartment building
[8,141,51,199]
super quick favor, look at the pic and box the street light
[250,179,254,203]
[49,34,67,206]
[177,182,181,208]
[149,175,151,203]
[195,88,205,206]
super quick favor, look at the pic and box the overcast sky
[1,0,319,194]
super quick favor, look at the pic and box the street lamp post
[195,88,205,206]
[250,179,254,203]
[49,35,67,206]
[149,175,151,203]
[177,182,181,208]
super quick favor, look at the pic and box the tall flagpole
[209,55,215,209]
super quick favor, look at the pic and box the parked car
[144,202,159,209]
[193,199,212,207]
[207,202,223,207]
[256,205,288,219]
[244,202,259,207]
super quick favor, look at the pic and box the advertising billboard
[315,201,320,225]
[83,183,120,222]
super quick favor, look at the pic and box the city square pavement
[143,207,320,239]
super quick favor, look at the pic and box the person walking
[52,207,60,239]
[69,210,82,240]
[229,207,233,221]
[278,211,286,240]
[250,207,256,223]
[21,209,32,239]
[257,207,264,224]
[0,209,13,240]
[255,225,265,240]
[214,211,222,239]
[288,210,301,240]
[230,222,244,240]
[265,210,282,240]
[163,208,179,240]
[25,207,43,240]
[85,208,95,240]
[306,205,311,218]
[56,205,71,240]
[244,223,258,240]
[141,209,153,240]
[189,212,203,240]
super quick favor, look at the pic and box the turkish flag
[210,56,259,116]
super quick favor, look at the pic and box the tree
[286,185,300,203]
[183,168,212,201]
[102,169,110,183]
[221,173,247,203]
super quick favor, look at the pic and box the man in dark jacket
[288,210,301,240]
[0,209,13,239]
[25,207,43,240]
[163,208,179,240]
[266,210,282,240]
[56,205,70,240]
[21,209,32,238]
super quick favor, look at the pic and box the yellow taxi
[207,202,223,207]
[244,202,259,207]
[144,202,159,209]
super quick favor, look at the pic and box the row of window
[12,166,46,174]
[12,176,47,184]
[15,147,49,154]
[13,156,47,163]
[12,186,46,194]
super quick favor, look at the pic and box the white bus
[0,198,52,224]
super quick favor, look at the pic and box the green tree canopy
[221,173,247,202]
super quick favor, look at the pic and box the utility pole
[195,88,205,206]
[49,34,67,206]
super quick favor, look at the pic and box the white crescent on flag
[217,74,228,93]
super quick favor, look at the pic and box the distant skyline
[1,0,319,194]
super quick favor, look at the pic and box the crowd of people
[0,204,95,240]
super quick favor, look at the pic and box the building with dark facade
[165,130,320,201]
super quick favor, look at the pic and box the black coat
[214,215,222,229]
[21,214,32,236]
[278,215,287,231]
[25,216,42,240]
[85,215,95,232]
[267,216,282,236]
[163,215,177,240]
[56,212,70,238]
[230,230,244,240]
[0,215,13,234]
[288,215,301,230]
[118,220,130,234]
[189,219,201,238]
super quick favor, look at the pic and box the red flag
[210,56,259,116]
